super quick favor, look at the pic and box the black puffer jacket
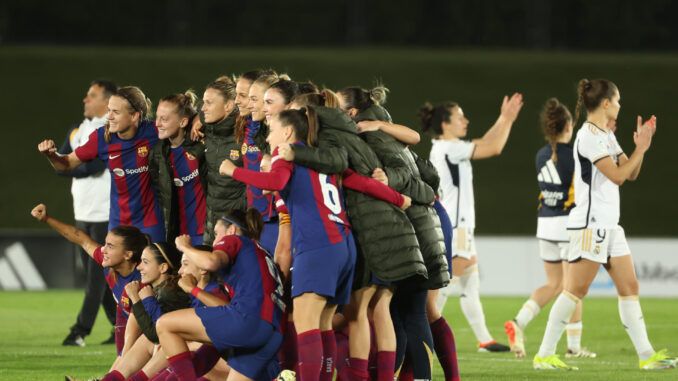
[292,107,427,287]
[358,105,450,290]
[202,111,247,244]
[132,277,191,343]
[149,131,208,243]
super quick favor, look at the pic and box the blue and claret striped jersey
[75,121,164,231]
[536,143,575,218]
[93,246,142,318]
[242,117,277,222]
[213,235,284,327]
[169,145,206,239]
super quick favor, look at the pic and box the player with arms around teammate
[505,98,594,359]
[423,93,523,352]
[38,86,166,242]
[533,79,675,371]
[56,79,118,347]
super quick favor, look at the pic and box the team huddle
[32,71,675,381]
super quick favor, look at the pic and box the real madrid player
[505,98,594,359]
[423,93,523,352]
[533,79,676,371]
[38,86,166,242]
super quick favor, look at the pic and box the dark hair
[239,70,264,83]
[297,81,319,95]
[574,78,618,127]
[90,79,118,99]
[418,101,459,136]
[160,89,198,122]
[109,225,150,263]
[338,85,389,111]
[540,98,572,163]
[145,242,182,274]
[219,209,265,241]
[277,107,319,147]
[292,89,340,109]
[206,76,236,102]
[268,80,299,105]
[106,86,153,143]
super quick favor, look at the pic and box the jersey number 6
[318,173,342,214]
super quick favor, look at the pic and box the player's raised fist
[219,159,236,176]
[38,139,56,155]
[31,204,48,222]
[178,274,198,293]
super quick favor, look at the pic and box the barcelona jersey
[169,144,206,239]
[75,121,164,235]
[242,117,277,222]
[213,235,284,327]
[93,246,142,318]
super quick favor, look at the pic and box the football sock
[515,299,541,330]
[297,329,322,381]
[459,265,493,343]
[618,296,654,360]
[127,369,149,381]
[101,370,125,381]
[566,321,582,352]
[167,351,196,381]
[431,317,460,381]
[192,344,220,377]
[376,351,395,381]
[279,320,298,371]
[320,330,336,381]
[537,291,578,358]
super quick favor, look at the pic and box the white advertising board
[475,237,678,297]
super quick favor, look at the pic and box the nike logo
[109,154,121,159]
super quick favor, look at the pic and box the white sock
[566,321,582,352]
[618,296,654,360]
[537,291,579,358]
[459,265,493,343]
[436,279,456,312]
[515,299,541,330]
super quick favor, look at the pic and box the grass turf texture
[1,291,676,380]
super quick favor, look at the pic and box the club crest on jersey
[137,146,149,157]
[230,150,240,160]
[185,152,196,161]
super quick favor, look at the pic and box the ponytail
[106,86,152,143]
[220,209,264,241]
[573,78,618,128]
[159,89,199,123]
[276,107,318,147]
[540,98,572,164]
[305,106,319,147]
[291,89,340,109]
[339,85,389,111]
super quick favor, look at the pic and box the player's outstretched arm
[596,116,655,186]
[30,204,99,257]
[38,139,83,171]
[472,93,524,159]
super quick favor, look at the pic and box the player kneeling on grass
[533,79,676,371]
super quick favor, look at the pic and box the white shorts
[452,227,477,260]
[539,240,569,262]
[568,225,630,264]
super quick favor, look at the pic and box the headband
[220,216,248,232]
[153,243,174,270]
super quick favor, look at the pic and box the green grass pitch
[0,291,676,380]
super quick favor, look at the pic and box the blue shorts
[259,220,280,255]
[195,306,281,380]
[370,273,391,287]
[291,232,356,305]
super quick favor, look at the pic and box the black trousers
[70,220,117,336]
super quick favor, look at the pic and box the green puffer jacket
[202,111,247,244]
[149,131,208,243]
[131,277,191,343]
[358,105,450,290]
[292,107,427,287]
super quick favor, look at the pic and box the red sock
[398,352,413,381]
[196,378,210,381]
[339,357,369,381]
[192,345,220,377]
[377,351,395,381]
[148,368,170,381]
[334,329,350,379]
[319,330,336,381]
[431,317,460,381]
[297,329,323,381]
[127,369,149,381]
[167,351,196,381]
[101,370,124,381]
[279,320,298,371]
[368,324,378,380]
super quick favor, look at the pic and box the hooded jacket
[292,106,427,286]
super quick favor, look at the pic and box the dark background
[1,1,676,236]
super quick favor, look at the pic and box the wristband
[190,287,202,297]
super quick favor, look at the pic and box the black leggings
[391,282,434,380]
